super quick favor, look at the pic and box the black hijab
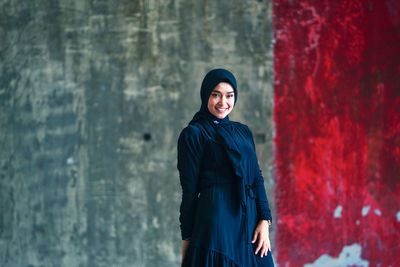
[189,68,248,208]
[189,68,237,125]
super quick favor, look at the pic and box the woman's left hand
[251,220,271,258]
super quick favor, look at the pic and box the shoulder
[230,120,249,130]
[178,124,205,148]
[230,121,252,137]
[179,124,202,139]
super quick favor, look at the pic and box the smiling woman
[207,82,235,119]
[177,69,275,267]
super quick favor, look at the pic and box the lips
[216,107,228,113]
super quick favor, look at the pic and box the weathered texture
[273,0,400,266]
[0,1,274,266]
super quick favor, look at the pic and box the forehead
[213,82,235,93]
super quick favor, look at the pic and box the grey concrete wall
[0,0,274,266]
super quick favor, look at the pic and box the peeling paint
[152,217,160,229]
[304,243,369,267]
[334,205,342,218]
[374,209,382,216]
[397,211,400,222]
[273,0,400,265]
[66,156,75,165]
[361,206,370,216]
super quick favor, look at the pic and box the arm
[245,126,272,222]
[252,163,273,257]
[253,167,272,222]
[245,126,273,257]
[181,239,190,265]
[177,126,204,260]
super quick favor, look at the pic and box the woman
[177,69,274,266]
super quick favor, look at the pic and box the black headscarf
[180,69,272,242]
[188,68,249,210]
[190,68,237,125]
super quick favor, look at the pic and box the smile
[216,107,228,112]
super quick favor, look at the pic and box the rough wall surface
[0,1,275,266]
[273,0,400,266]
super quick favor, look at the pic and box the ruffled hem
[182,245,240,267]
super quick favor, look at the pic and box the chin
[213,110,229,119]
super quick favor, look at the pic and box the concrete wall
[0,1,275,266]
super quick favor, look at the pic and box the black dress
[177,110,274,267]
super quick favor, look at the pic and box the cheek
[207,99,217,112]
[229,99,235,108]
[207,99,214,108]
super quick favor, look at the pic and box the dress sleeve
[245,125,273,222]
[177,125,204,240]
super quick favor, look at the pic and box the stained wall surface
[273,0,400,266]
[0,1,275,266]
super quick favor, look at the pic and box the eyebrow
[212,90,235,94]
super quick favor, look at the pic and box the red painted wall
[273,0,400,266]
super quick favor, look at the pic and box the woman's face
[207,82,235,119]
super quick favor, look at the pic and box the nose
[219,96,227,105]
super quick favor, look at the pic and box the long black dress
[177,68,274,266]
[177,110,274,266]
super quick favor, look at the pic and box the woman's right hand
[181,239,190,265]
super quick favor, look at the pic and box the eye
[227,94,234,98]
[211,93,220,97]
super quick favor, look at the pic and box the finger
[251,230,259,243]
[255,240,263,255]
[266,240,271,252]
[260,246,266,258]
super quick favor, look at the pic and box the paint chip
[304,243,369,267]
[334,205,342,218]
[374,209,382,216]
[152,217,160,228]
[397,211,400,222]
[66,156,75,165]
[356,220,360,225]
[156,192,162,202]
[361,206,370,216]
